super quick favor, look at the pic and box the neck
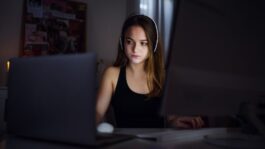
[127,63,145,75]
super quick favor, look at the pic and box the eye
[141,42,148,46]
[125,39,133,45]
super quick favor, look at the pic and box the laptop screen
[7,53,97,145]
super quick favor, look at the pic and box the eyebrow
[125,37,148,42]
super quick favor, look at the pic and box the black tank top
[111,66,164,128]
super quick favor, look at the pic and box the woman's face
[124,25,149,65]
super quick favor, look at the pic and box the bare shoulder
[101,66,120,90]
[103,66,120,77]
[102,66,120,82]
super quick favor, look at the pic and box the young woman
[96,14,204,128]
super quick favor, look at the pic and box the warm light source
[6,60,10,72]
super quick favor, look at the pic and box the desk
[0,128,264,149]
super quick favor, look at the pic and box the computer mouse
[97,122,114,133]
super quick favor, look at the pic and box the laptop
[6,53,134,146]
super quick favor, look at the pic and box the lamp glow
[6,60,10,72]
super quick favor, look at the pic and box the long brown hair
[113,15,165,97]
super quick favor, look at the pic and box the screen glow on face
[124,26,149,65]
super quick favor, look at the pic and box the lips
[131,54,140,58]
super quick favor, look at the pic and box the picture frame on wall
[22,0,86,56]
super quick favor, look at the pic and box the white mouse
[97,122,114,133]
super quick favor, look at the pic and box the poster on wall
[22,0,86,56]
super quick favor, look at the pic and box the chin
[128,58,142,64]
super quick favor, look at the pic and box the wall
[0,0,127,87]
[86,0,127,75]
[0,0,23,86]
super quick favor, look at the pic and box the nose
[132,43,140,53]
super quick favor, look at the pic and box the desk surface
[0,128,264,149]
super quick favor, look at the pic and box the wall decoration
[22,0,86,56]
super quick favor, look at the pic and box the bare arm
[96,67,118,125]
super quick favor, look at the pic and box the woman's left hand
[168,116,205,129]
